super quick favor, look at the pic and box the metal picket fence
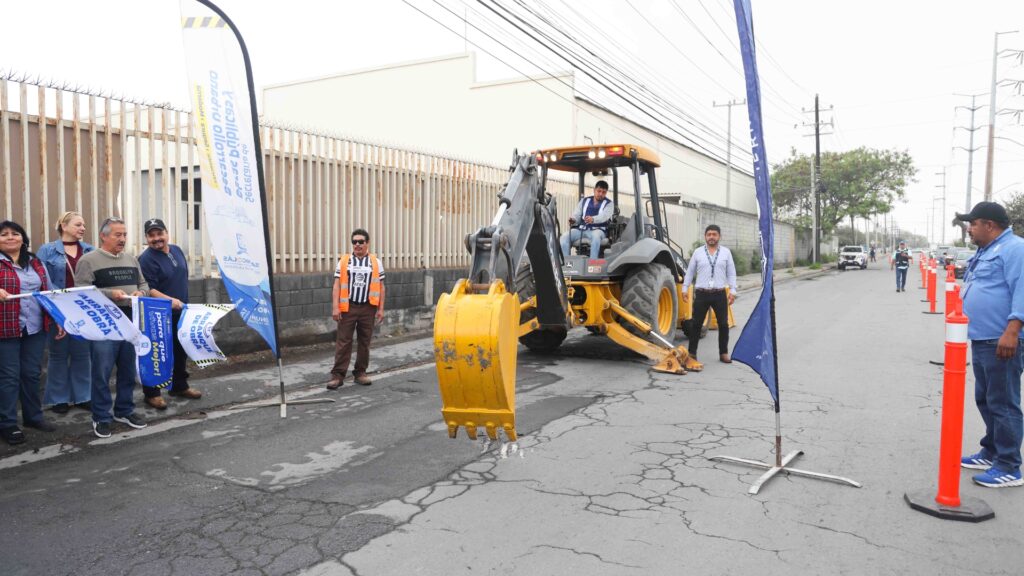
[0,74,579,277]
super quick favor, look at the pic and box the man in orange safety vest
[328,228,385,389]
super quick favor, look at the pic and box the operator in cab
[560,180,614,260]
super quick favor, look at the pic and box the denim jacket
[36,239,95,290]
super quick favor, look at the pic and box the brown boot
[145,396,168,410]
[719,353,732,364]
[354,374,372,386]
[326,376,343,390]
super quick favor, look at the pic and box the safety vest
[578,196,610,231]
[337,253,381,312]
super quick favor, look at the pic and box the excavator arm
[462,152,568,325]
[434,152,568,441]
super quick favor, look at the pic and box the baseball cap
[144,218,167,233]
[955,201,1009,225]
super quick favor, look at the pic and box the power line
[701,0,813,101]
[667,0,807,124]
[504,0,754,163]
[399,0,742,183]
[473,0,747,165]
[543,0,755,155]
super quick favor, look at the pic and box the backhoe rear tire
[621,263,677,342]
[516,263,567,354]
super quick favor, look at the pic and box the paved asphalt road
[2,263,1022,575]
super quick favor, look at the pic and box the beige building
[261,53,756,213]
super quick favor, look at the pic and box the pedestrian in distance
[328,229,386,389]
[0,220,62,445]
[75,217,149,438]
[681,224,737,364]
[138,218,202,410]
[956,202,1024,488]
[891,241,911,292]
[560,180,614,260]
[870,246,877,263]
[36,211,94,414]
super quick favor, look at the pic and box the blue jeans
[43,324,92,406]
[972,339,1024,472]
[90,340,138,423]
[0,330,47,429]
[895,267,908,289]
[560,228,606,260]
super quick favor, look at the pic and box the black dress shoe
[24,419,57,433]
[51,403,70,414]
[74,401,91,411]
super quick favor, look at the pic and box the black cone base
[905,490,994,523]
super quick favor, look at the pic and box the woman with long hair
[36,211,94,413]
[0,220,63,444]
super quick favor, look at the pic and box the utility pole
[954,93,985,212]
[984,30,1020,201]
[802,94,833,263]
[936,168,947,244]
[713,98,745,209]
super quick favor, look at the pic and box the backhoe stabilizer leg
[602,301,700,375]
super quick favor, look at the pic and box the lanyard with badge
[704,246,719,288]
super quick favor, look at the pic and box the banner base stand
[929,360,970,366]
[709,450,862,495]
[229,397,335,419]
[904,490,994,523]
[923,311,944,315]
[229,398,335,409]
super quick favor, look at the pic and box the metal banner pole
[189,0,332,415]
[710,287,861,494]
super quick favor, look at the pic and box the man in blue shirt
[138,219,202,410]
[956,202,1024,488]
[682,224,738,364]
[560,181,614,260]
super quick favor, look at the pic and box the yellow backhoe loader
[434,144,703,442]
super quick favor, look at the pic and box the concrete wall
[192,268,466,355]
[698,203,814,268]
[262,53,575,167]
[261,53,753,213]
[572,101,757,214]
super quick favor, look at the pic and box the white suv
[838,245,867,271]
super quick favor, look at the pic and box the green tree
[1007,191,1024,239]
[770,147,917,233]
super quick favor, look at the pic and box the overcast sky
[2,0,1023,241]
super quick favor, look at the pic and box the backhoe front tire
[516,263,567,354]
[621,263,677,342]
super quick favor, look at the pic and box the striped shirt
[334,255,386,305]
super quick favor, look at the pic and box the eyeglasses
[352,239,366,245]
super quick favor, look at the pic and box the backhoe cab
[434,144,702,442]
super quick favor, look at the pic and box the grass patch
[808,262,822,270]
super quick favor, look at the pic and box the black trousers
[688,290,730,357]
[144,309,190,398]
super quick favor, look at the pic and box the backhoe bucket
[434,279,519,441]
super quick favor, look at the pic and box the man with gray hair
[75,217,149,438]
